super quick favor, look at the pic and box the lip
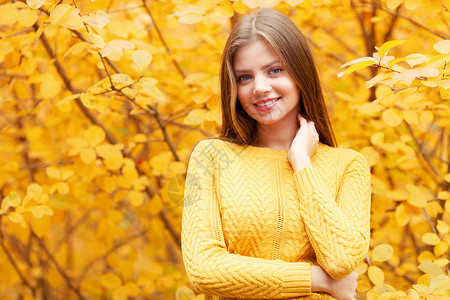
[254,97,280,111]
[254,97,280,105]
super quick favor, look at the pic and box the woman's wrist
[310,265,332,294]
[288,151,312,172]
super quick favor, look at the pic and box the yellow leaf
[60,169,74,181]
[184,109,206,125]
[436,220,449,235]
[112,286,128,300]
[31,214,51,237]
[429,275,450,293]
[284,0,306,5]
[434,241,448,256]
[100,40,135,60]
[338,60,376,78]
[405,0,421,10]
[366,72,392,88]
[360,146,380,167]
[32,205,53,219]
[389,190,409,201]
[368,266,385,286]
[26,183,43,200]
[40,75,61,99]
[354,262,368,275]
[50,4,73,25]
[184,73,211,85]
[386,0,404,10]
[134,134,147,143]
[438,191,449,200]
[434,40,450,54]
[17,8,38,27]
[382,108,403,127]
[372,244,394,262]
[132,50,152,72]
[95,144,123,162]
[9,212,26,228]
[241,0,281,8]
[176,285,196,300]
[128,190,144,207]
[418,261,445,276]
[100,273,122,290]
[46,167,61,179]
[358,102,384,114]
[88,33,106,49]
[26,0,46,10]
[402,110,419,125]
[378,40,407,59]
[233,1,249,13]
[1,192,22,214]
[420,111,434,125]
[56,182,70,195]
[111,73,134,85]
[124,282,140,296]
[0,5,17,26]
[167,174,185,206]
[395,204,410,226]
[84,126,105,147]
[405,53,428,68]
[81,12,110,28]
[422,232,441,246]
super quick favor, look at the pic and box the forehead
[233,39,280,70]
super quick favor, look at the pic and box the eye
[237,74,252,82]
[269,67,282,75]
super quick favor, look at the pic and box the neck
[252,117,299,150]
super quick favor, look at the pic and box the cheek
[237,85,252,103]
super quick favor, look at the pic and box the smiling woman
[233,39,300,138]
[182,8,371,300]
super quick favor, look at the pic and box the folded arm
[294,152,371,279]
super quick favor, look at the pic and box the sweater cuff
[281,263,311,296]
[294,168,327,194]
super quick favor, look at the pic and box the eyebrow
[234,59,280,73]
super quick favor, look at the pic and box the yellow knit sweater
[181,138,371,300]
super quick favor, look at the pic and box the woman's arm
[182,140,311,299]
[289,115,371,280]
[311,266,358,300]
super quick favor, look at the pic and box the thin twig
[377,6,449,39]
[32,232,85,300]
[53,210,92,252]
[0,228,35,292]
[405,122,441,180]
[142,0,186,78]
[76,229,148,285]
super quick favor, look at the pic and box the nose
[253,75,271,96]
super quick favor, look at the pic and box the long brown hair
[219,8,336,147]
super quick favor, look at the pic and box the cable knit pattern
[181,138,371,300]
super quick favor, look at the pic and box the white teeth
[255,98,279,107]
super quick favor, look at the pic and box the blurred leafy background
[0,0,449,299]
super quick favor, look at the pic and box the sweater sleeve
[182,140,312,299]
[294,151,371,280]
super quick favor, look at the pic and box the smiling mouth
[254,98,280,107]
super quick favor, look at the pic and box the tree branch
[142,0,186,78]
[32,231,85,299]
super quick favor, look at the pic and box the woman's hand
[288,113,319,172]
[311,266,358,300]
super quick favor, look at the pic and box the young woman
[181,8,371,300]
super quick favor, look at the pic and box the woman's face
[233,39,300,127]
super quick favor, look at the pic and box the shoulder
[190,137,232,155]
[318,144,370,171]
[186,137,235,165]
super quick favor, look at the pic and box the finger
[299,114,308,128]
